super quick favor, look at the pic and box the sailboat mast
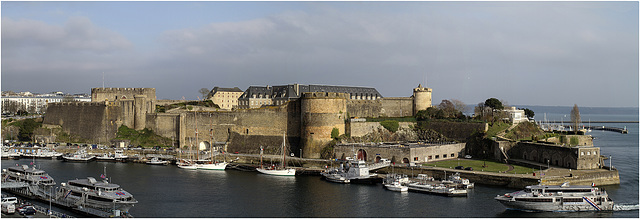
[210,113,214,163]
[260,146,264,169]
[194,111,198,162]
[282,132,286,169]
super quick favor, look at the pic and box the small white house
[503,107,529,124]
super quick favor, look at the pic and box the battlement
[49,102,107,107]
[91,87,155,93]
[91,87,156,102]
[301,92,349,99]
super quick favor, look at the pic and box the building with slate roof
[237,84,383,109]
[207,87,244,110]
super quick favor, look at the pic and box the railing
[368,160,391,170]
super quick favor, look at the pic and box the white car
[464,155,472,159]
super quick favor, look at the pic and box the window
[428,155,432,159]
[581,152,584,156]
[443,154,447,158]
[451,153,455,158]
[587,152,590,155]
[435,155,439,159]
[414,157,419,161]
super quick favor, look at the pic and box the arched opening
[357,149,367,161]
[375,156,382,163]
[199,141,211,151]
[402,158,410,163]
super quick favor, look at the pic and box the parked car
[464,155,472,159]
[464,167,473,171]
[454,166,464,170]
[1,202,15,214]
[18,205,36,215]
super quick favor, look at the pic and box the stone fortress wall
[44,85,432,158]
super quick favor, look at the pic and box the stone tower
[300,92,348,158]
[413,84,432,115]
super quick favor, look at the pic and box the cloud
[2,16,132,53]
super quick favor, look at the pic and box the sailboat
[197,113,228,170]
[178,112,198,170]
[256,133,296,176]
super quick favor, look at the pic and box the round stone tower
[413,84,432,115]
[134,95,147,130]
[300,92,348,159]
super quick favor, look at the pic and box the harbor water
[2,116,638,217]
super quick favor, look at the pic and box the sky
[1,1,638,107]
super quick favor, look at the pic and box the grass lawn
[422,159,540,174]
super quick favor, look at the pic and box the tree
[484,98,504,110]
[331,128,340,139]
[523,108,535,120]
[570,104,581,133]
[198,88,210,100]
[438,100,456,118]
[450,99,467,115]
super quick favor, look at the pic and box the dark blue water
[2,118,637,217]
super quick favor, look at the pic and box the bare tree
[570,104,581,133]
[198,88,210,100]
[450,99,467,115]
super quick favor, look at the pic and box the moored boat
[62,149,96,162]
[256,133,296,176]
[383,174,409,192]
[96,150,128,162]
[1,165,55,199]
[321,158,381,184]
[495,182,614,212]
[146,157,169,165]
[56,176,138,215]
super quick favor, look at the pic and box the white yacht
[57,177,138,214]
[495,182,614,212]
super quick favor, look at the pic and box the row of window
[580,151,597,156]
[421,153,458,161]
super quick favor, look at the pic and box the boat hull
[385,184,408,192]
[407,184,468,197]
[256,168,296,176]
[495,196,614,212]
[198,163,228,170]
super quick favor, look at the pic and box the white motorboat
[383,173,409,192]
[495,182,614,212]
[444,172,475,189]
[62,149,96,162]
[146,157,169,165]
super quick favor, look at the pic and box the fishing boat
[57,176,138,215]
[256,133,296,176]
[495,182,614,212]
[62,149,96,162]
[146,157,169,165]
